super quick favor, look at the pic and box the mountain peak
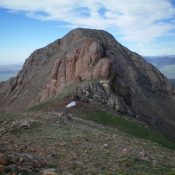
[65,28,115,39]
[62,28,119,47]
[0,28,175,141]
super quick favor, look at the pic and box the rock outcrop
[0,28,175,140]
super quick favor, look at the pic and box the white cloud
[0,0,175,54]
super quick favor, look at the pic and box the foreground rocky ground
[0,108,175,175]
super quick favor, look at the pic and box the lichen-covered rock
[0,28,175,140]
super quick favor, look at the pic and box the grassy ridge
[28,95,175,150]
[76,109,175,150]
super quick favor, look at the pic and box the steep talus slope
[0,28,175,140]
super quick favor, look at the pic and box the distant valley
[171,79,175,85]
[144,55,175,79]
[0,64,22,82]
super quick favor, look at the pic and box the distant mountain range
[0,64,22,73]
[144,55,175,79]
[170,79,175,85]
[145,55,175,67]
[0,64,22,81]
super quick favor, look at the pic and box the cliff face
[0,28,175,140]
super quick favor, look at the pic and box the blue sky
[0,0,175,65]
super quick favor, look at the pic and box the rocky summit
[0,28,175,141]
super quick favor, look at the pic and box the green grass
[76,109,175,150]
[28,97,56,111]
